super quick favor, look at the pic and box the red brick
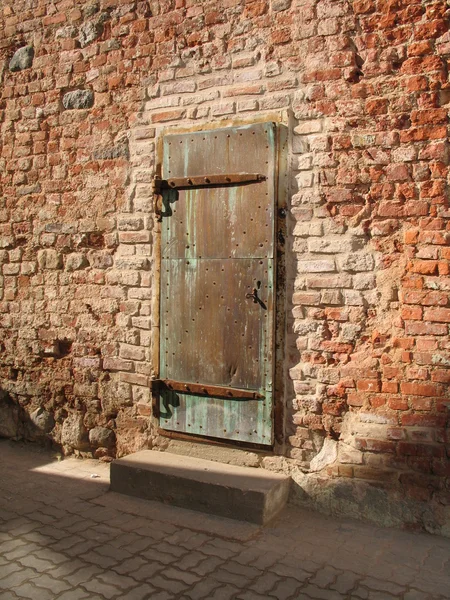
[382,381,398,394]
[292,292,321,305]
[383,366,402,378]
[405,322,448,336]
[347,393,363,407]
[401,306,422,320]
[357,379,381,393]
[400,382,442,397]
[366,98,388,115]
[409,397,433,411]
[406,367,429,380]
[270,28,291,45]
[409,260,438,275]
[387,427,406,440]
[355,438,396,453]
[416,339,437,351]
[388,397,409,411]
[414,19,448,40]
[150,109,186,123]
[423,307,450,322]
[401,55,443,74]
[398,442,445,458]
[431,369,450,383]
[400,413,447,427]
[42,12,66,25]
[320,341,353,354]
[401,290,448,306]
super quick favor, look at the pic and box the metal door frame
[151,115,288,450]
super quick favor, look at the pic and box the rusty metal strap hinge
[152,379,264,400]
[153,173,266,192]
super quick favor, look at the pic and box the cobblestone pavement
[1,440,449,600]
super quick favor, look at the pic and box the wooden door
[156,123,277,445]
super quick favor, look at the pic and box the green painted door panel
[158,122,277,445]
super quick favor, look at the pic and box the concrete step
[110,450,291,525]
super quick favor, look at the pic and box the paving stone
[54,591,91,600]
[237,593,274,600]
[65,539,99,556]
[171,551,206,571]
[0,539,28,553]
[359,576,406,595]
[208,584,241,600]
[0,592,20,600]
[109,532,151,552]
[330,571,360,594]
[351,587,369,599]
[160,566,201,586]
[309,565,341,588]
[268,577,303,599]
[403,590,435,600]
[141,548,178,565]
[63,565,104,586]
[17,553,57,572]
[46,559,86,580]
[213,567,253,587]
[173,531,212,550]
[221,560,262,579]
[183,578,221,599]
[112,556,148,576]
[51,535,86,552]
[83,551,119,569]
[96,570,138,591]
[269,562,311,582]
[0,561,22,580]
[367,592,398,600]
[192,555,225,576]
[32,511,58,524]
[199,542,237,559]
[153,541,189,558]
[32,573,71,594]
[125,561,165,581]
[300,585,344,599]
[120,583,159,600]
[250,572,281,594]
[149,592,173,600]
[236,547,281,569]
[151,574,190,594]
[94,543,133,561]
[81,577,124,598]
[36,526,69,541]
[9,581,54,600]
[0,568,38,589]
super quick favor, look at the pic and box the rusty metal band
[154,173,266,191]
[153,379,264,400]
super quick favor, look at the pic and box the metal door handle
[245,288,259,303]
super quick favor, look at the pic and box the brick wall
[0,0,449,534]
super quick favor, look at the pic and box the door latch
[245,288,259,303]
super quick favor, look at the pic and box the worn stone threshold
[110,449,291,525]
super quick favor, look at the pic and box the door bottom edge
[156,427,274,452]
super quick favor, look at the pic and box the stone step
[110,450,291,525]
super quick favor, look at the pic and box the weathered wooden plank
[161,184,274,260]
[160,258,273,390]
[163,123,275,178]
